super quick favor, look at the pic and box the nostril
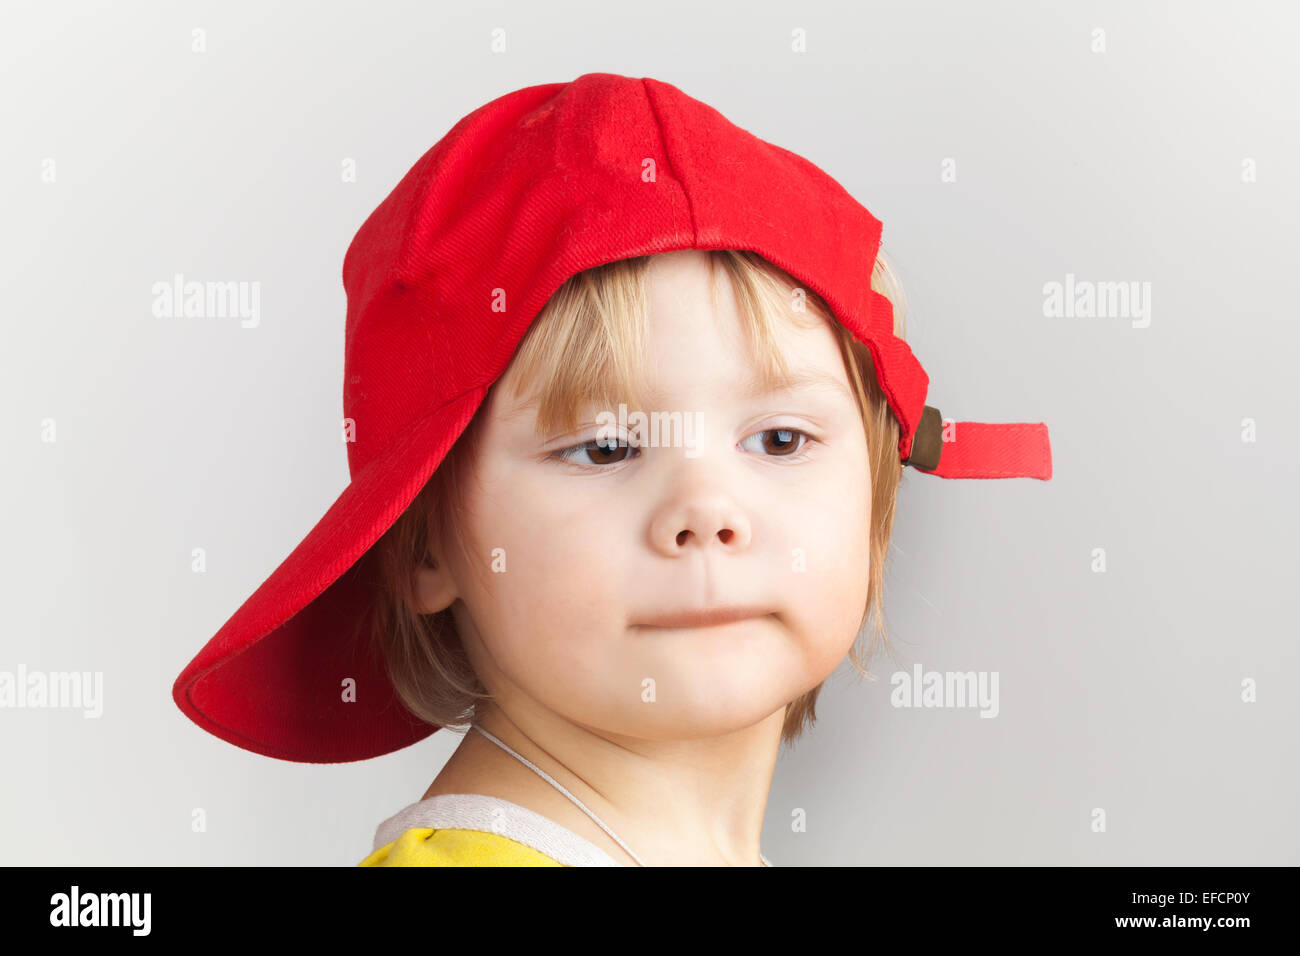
[717,529,733,544]
[676,530,690,546]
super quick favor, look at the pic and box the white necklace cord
[470,723,648,867]
[469,723,770,868]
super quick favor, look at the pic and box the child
[172,72,1052,867]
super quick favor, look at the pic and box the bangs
[502,249,833,439]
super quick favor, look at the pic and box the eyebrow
[634,367,860,409]
[503,365,857,427]
[737,367,857,403]
[633,367,856,409]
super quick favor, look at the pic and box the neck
[427,703,782,866]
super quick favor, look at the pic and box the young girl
[172,72,1051,867]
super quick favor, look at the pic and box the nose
[649,490,752,556]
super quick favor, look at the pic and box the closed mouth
[632,606,772,629]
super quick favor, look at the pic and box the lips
[632,606,772,629]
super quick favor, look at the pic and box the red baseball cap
[172,72,1052,763]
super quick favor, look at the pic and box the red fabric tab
[912,421,1052,480]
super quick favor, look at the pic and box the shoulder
[360,792,625,867]
[358,826,565,866]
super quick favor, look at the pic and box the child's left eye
[739,428,811,457]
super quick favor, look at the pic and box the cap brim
[172,385,489,763]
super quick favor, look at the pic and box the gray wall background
[2,0,1295,865]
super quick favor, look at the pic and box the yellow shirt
[358,792,626,867]
[358,792,774,866]
[360,825,566,866]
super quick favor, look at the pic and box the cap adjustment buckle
[902,405,943,470]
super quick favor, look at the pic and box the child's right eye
[550,436,642,468]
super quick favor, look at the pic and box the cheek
[457,502,631,694]
[777,479,874,667]
[475,580,640,730]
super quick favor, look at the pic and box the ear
[412,550,458,615]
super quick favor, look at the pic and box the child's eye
[739,428,812,458]
[551,436,641,467]
[550,428,815,469]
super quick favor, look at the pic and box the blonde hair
[361,248,909,749]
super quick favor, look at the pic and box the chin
[578,693,795,742]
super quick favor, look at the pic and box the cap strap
[904,408,1052,480]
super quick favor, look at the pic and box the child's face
[423,250,873,739]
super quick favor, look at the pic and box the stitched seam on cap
[640,77,698,242]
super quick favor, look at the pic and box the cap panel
[639,75,930,457]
